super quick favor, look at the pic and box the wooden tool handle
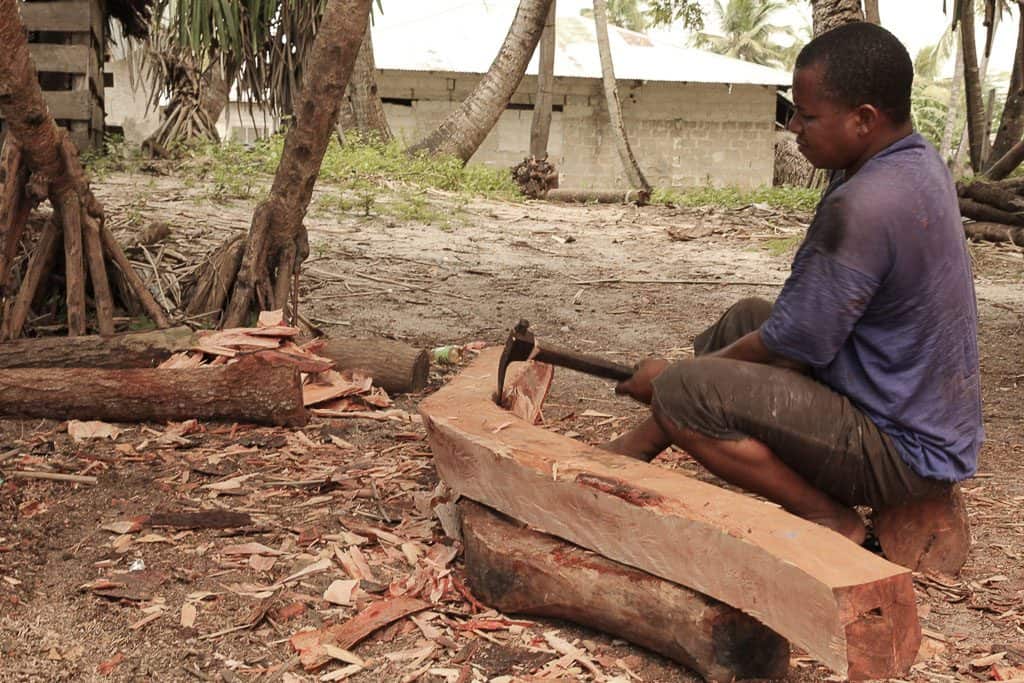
[532,344,635,382]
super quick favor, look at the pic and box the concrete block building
[106,3,791,190]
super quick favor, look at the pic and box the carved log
[0,326,194,369]
[460,500,790,682]
[317,337,428,394]
[874,484,971,577]
[419,349,921,680]
[0,354,307,426]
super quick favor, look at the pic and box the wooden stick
[82,214,114,335]
[8,471,98,485]
[272,241,296,312]
[57,190,87,336]
[98,218,170,328]
[2,217,60,339]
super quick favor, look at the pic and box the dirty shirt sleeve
[760,195,890,368]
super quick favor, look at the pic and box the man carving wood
[608,23,984,546]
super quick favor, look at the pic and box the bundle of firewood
[957,178,1024,246]
[511,156,559,199]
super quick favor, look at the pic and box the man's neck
[844,122,916,178]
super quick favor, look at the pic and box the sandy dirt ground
[0,170,1022,682]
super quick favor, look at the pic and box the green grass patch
[653,185,821,212]
[762,234,802,256]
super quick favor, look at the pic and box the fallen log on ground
[958,179,1024,214]
[958,197,1024,227]
[0,326,194,369]
[317,337,428,394]
[0,354,307,426]
[964,221,1024,246]
[460,500,789,682]
[419,349,921,680]
[545,188,650,205]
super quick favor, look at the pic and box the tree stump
[874,484,971,577]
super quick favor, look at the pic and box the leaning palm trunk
[940,38,965,163]
[529,0,556,159]
[0,0,168,338]
[988,8,1024,167]
[187,0,372,328]
[810,0,863,36]
[960,0,990,172]
[408,0,554,162]
[863,0,881,24]
[592,0,650,194]
[346,24,392,142]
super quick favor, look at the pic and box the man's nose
[787,114,801,135]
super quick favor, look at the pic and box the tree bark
[219,0,372,328]
[407,0,554,162]
[863,0,881,24]
[983,134,1024,180]
[940,37,965,163]
[529,0,556,159]
[347,24,392,142]
[959,196,1024,225]
[0,354,308,426]
[963,220,1024,245]
[316,337,428,394]
[961,0,989,172]
[460,500,790,683]
[989,8,1024,166]
[0,326,194,369]
[592,0,650,193]
[0,0,168,338]
[420,349,922,681]
[811,0,864,37]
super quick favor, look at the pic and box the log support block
[874,484,971,577]
[420,349,922,680]
[460,500,789,682]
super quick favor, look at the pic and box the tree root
[0,133,170,339]
[185,198,309,328]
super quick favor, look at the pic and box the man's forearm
[706,329,806,371]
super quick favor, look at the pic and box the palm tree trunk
[811,0,864,37]
[347,24,392,142]
[592,0,650,193]
[408,0,554,162]
[529,0,556,159]
[961,0,989,172]
[0,0,167,338]
[217,0,372,328]
[940,37,965,163]
[988,7,1024,167]
[863,0,881,25]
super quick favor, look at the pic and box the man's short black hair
[795,22,913,124]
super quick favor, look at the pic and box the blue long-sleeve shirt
[761,133,983,481]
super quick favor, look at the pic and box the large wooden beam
[460,500,789,682]
[419,349,921,680]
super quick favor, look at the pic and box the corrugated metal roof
[372,2,792,87]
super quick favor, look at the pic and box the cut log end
[874,484,971,577]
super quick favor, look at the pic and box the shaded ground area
[1,170,1023,682]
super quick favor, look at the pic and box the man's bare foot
[807,507,867,545]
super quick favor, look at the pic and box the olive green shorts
[650,298,948,509]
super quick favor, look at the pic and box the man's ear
[854,104,882,134]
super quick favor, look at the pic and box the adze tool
[495,319,635,403]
